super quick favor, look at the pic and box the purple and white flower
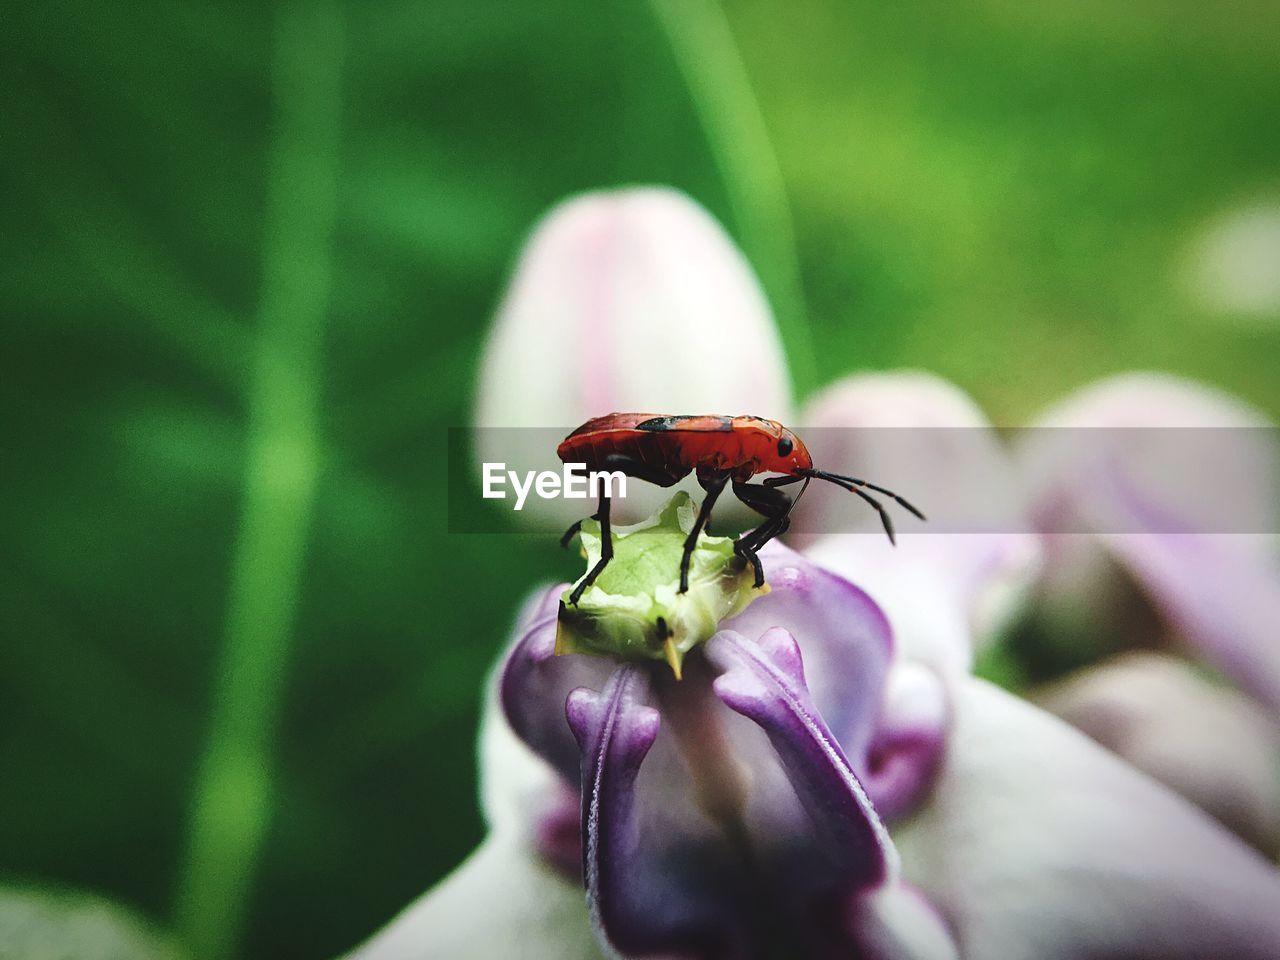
[1015,372,1280,713]
[353,544,1280,960]
[351,191,1280,960]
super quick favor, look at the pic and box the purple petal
[530,782,584,879]
[723,541,894,761]
[499,584,617,785]
[861,662,949,822]
[704,629,958,958]
[1020,373,1278,537]
[1048,429,1280,712]
[806,533,1042,678]
[1018,372,1280,712]
[723,542,949,823]
[566,664,747,959]
[705,628,894,894]
[1100,518,1280,715]
[478,627,585,873]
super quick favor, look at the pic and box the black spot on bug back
[635,416,685,431]
[635,415,733,432]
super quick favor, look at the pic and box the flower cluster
[352,189,1280,960]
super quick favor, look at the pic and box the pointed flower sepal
[556,492,765,678]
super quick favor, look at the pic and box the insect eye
[776,437,793,457]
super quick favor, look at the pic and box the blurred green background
[2,0,1277,957]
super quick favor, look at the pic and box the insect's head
[735,416,813,475]
[771,424,812,474]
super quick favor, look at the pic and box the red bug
[557,413,924,604]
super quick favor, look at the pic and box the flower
[1036,651,1280,855]
[1014,372,1280,712]
[798,371,1042,678]
[894,673,1280,960]
[472,188,793,525]
[806,370,1280,851]
[474,187,792,428]
[357,538,958,959]
[352,193,1280,960]
[352,534,1280,959]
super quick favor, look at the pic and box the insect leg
[568,490,612,605]
[733,478,792,519]
[559,518,584,549]
[739,512,791,552]
[733,516,794,588]
[562,453,684,549]
[731,480,794,588]
[679,472,730,593]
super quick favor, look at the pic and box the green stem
[171,4,343,957]
[647,0,817,398]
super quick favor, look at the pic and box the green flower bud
[556,492,766,678]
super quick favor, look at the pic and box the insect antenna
[807,469,926,521]
[811,472,895,543]
[796,468,931,545]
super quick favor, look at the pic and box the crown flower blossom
[351,193,1280,960]
[1013,372,1280,852]
[413,532,956,960]
[1015,372,1280,712]
[472,186,793,526]
[797,371,1043,678]
[474,187,791,430]
[352,507,1280,960]
[353,523,1280,960]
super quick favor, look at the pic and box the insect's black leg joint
[568,490,612,605]
[679,472,729,594]
[559,519,583,549]
[733,539,765,588]
[727,478,800,590]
